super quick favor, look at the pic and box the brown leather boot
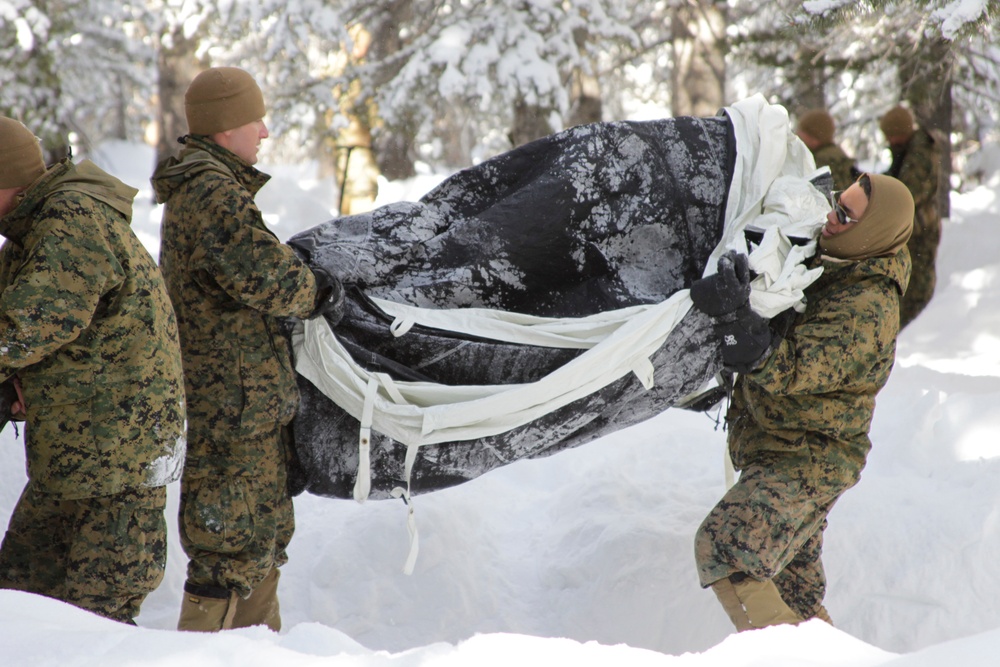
[177,582,238,632]
[231,567,281,632]
[710,573,802,631]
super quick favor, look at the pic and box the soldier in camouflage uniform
[152,68,342,632]
[795,109,859,191]
[880,105,941,329]
[689,173,913,631]
[0,117,186,624]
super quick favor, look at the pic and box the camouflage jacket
[812,143,858,192]
[0,159,186,499]
[887,129,941,247]
[152,137,319,473]
[726,250,910,483]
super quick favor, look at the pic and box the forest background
[1,0,998,221]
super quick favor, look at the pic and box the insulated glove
[690,250,752,317]
[716,303,774,374]
[0,381,15,432]
[0,377,24,433]
[310,266,346,325]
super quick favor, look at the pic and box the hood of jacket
[151,135,270,204]
[0,158,138,243]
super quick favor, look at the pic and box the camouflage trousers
[179,423,295,599]
[899,226,940,329]
[0,482,167,623]
[694,459,853,620]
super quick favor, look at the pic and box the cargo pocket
[181,475,255,555]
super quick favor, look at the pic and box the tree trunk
[155,30,204,166]
[335,119,380,216]
[327,24,382,215]
[670,0,727,117]
[369,0,417,180]
[789,46,827,116]
[567,27,602,128]
[510,99,556,148]
[899,36,953,218]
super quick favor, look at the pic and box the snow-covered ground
[1,140,999,666]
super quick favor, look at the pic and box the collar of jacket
[815,247,911,298]
[151,135,270,204]
[0,158,137,244]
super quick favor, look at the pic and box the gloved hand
[0,376,25,431]
[690,250,752,317]
[310,266,345,326]
[716,303,774,374]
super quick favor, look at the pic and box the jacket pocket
[24,373,101,498]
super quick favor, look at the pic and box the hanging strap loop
[353,376,378,503]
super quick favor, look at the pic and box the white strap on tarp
[352,376,378,503]
[296,289,693,449]
[390,439,422,574]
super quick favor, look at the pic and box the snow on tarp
[286,95,828,505]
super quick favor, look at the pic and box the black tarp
[287,113,737,499]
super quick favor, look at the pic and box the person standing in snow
[152,67,343,632]
[880,105,941,329]
[795,109,859,192]
[690,173,913,631]
[0,116,186,624]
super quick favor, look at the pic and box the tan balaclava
[879,106,914,140]
[797,109,835,145]
[185,67,266,136]
[0,117,46,189]
[819,174,913,261]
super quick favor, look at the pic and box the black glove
[287,236,317,264]
[690,250,752,317]
[0,380,15,432]
[310,266,345,326]
[717,304,774,374]
[282,423,308,498]
[0,377,25,433]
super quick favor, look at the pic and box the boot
[177,582,238,632]
[711,573,802,632]
[231,567,281,631]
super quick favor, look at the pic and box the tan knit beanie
[797,109,835,145]
[0,117,46,189]
[185,67,266,135]
[879,106,914,138]
[820,173,913,261]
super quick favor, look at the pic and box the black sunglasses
[828,190,860,225]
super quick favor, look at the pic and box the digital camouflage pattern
[812,143,858,192]
[695,249,910,619]
[0,484,167,623]
[0,159,185,622]
[153,136,319,595]
[0,159,186,497]
[887,129,941,328]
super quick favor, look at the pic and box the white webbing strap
[390,440,422,574]
[378,372,407,405]
[353,376,379,503]
[390,316,416,337]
